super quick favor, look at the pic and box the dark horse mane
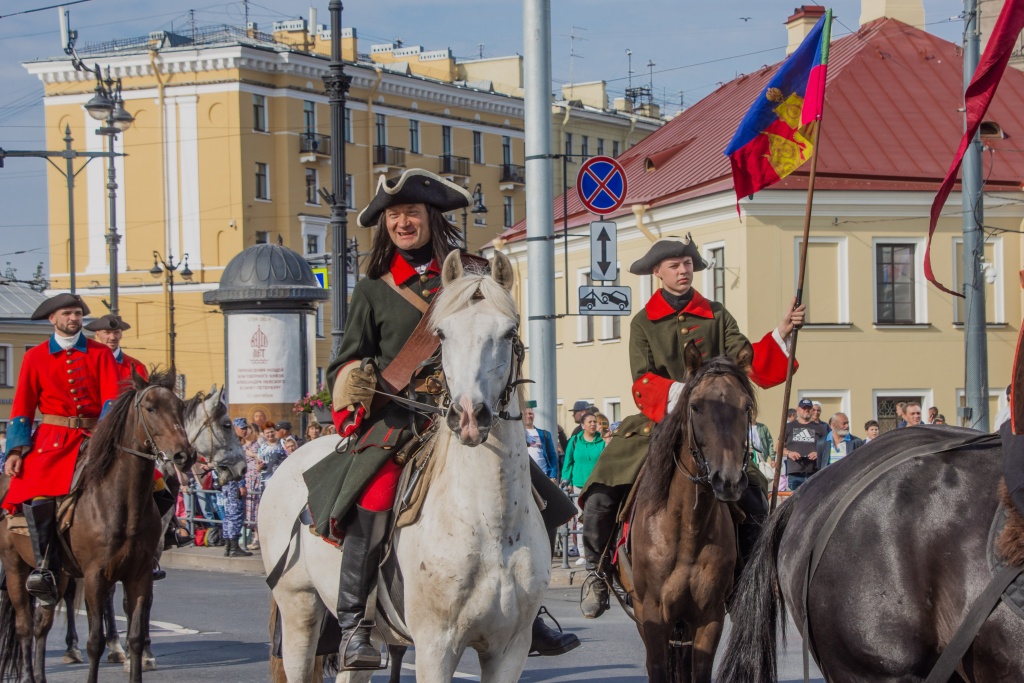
[78,368,177,489]
[636,355,757,513]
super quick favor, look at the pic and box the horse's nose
[172,450,194,469]
[710,470,743,502]
[473,403,492,432]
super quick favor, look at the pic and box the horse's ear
[490,250,515,291]
[683,340,703,379]
[441,249,463,287]
[131,367,147,391]
[209,383,217,395]
[735,342,754,374]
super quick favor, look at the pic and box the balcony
[300,132,330,155]
[439,154,470,178]
[500,163,526,189]
[373,145,406,173]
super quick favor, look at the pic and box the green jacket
[561,431,606,488]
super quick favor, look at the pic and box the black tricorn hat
[31,293,90,321]
[84,314,132,332]
[357,169,472,228]
[629,234,708,275]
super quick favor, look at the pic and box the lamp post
[149,252,193,372]
[461,182,488,250]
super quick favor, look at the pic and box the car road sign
[590,221,617,281]
[579,286,632,316]
[576,156,627,215]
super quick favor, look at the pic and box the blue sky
[0,0,964,280]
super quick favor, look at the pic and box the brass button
[421,289,431,298]
[67,369,73,374]
[635,390,642,396]
[680,329,688,335]
[66,350,73,356]
[420,274,429,283]
[642,425,651,435]
[641,378,649,384]
[70,389,77,394]
[66,360,72,365]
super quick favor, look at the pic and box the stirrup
[580,572,609,619]
[339,619,387,671]
[26,569,58,606]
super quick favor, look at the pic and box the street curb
[161,545,266,575]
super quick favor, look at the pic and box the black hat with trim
[628,234,708,275]
[357,169,472,228]
[31,293,90,321]
[84,314,132,332]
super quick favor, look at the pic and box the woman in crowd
[241,422,263,550]
[306,422,323,442]
[282,436,299,455]
[561,413,607,559]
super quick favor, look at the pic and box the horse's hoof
[62,648,83,664]
[107,650,126,664]
[143,657,157,671]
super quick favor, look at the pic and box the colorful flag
[925,0,1024,297]
[725,10,832,204]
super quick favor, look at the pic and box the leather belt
[41,414,98,430]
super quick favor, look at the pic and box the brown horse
[623,341,755,683]
[0,369,194,683]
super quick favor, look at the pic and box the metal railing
[439,154,470,177]
[300,132,331,154]
[500,163,526,184]
[374,145,406,167]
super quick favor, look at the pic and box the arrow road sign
[590,221,617,281]
[576,155,627,215]
[579,286,632,316]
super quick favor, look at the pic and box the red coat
[115,350,149,383]
[4,334,122,511]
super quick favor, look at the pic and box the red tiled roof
[501,18,1024,243]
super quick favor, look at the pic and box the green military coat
[581,288,789,502]
[304,255,441,539]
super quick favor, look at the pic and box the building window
[875,243,916,324]
[581,135,589,159]
[952,236,1003,324]
[306,234,319,255]
[604,399,621,423]
[502,135,512,165]
[344,108,353,143]
[503,196,513,228]
[473,131,483,164]
[564,132,573,156]
[255,162,269,200]
[612,140,620,158]
[253,94,267,132]
[578,270,594,343]
[316,307,325,339]
[601,272,622,341]
[874,392,926,433]
[375,113,387,147]
[795,237,849,324]
[409,119,420,154]
[305,167,318,205]
[597,138,605,156]
[0,346,9,387]
[710,246,725,305]
[442,125,452,157]
[344,174,354,208]
[303,100,315,135]
[255,231,269,244]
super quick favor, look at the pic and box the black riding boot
[580,485,622,619]
[336,506,389,670]
[23,499,59,606]
[529,606,581,656]
[736,484,769,575]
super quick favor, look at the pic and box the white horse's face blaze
[437,308,516,447]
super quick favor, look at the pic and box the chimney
[860,0,924,28]
[786,6,827,55]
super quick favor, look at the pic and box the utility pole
[0,126,118,295]
[320,0,352,354]
[962,0,990,430]
[524,0,558,438]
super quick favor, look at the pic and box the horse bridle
[118,385,174,463]
[674,390,753,487]
[186,396,224,459]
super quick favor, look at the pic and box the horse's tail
[717,500,794,683]
[0,589,22,682]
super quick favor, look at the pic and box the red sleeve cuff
[749,330,797,388]
[632,372,675,422]
[333,405,366,438]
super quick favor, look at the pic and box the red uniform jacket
[114,350,148,383]
[4,334,121,511]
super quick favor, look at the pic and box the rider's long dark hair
[364,205,463,279]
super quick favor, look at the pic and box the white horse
[260,250,550,682]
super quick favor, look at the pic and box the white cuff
[772,327,792,358]
[666,381,686,414]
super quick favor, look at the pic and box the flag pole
[770,119,823,513]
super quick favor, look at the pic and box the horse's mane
[636,355,757,512]
[79,368,177,488]
[429,270,520,328]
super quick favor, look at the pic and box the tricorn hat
[31,293,90,321]
[84,313,132,332]
[357,169,472,228]
[628,234,708,275]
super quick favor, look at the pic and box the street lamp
[149,251,192,372]
[461,182,488,250]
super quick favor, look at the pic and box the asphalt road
[34,568,823,681]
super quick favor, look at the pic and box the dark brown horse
[622,341,755,683]
[718,424,1024,683]
[0,369,194,683]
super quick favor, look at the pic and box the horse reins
[118,385,173,463]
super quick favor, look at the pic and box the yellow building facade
[24,21,660,393]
